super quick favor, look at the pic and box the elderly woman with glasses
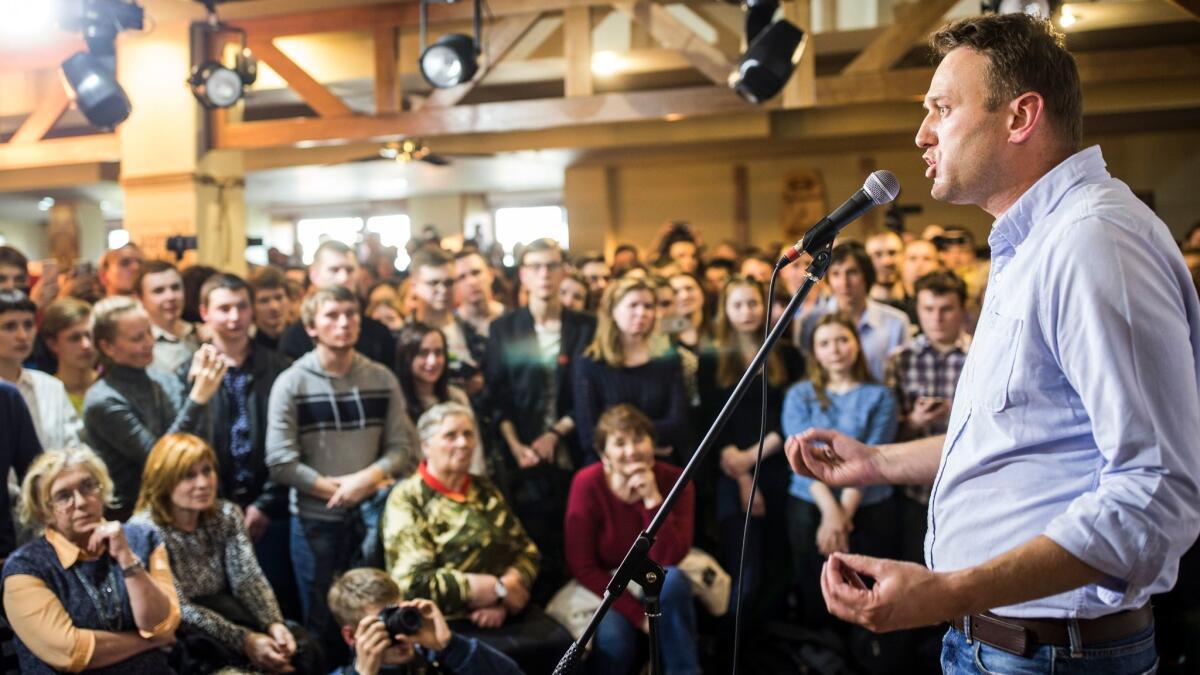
[1,448,180,674]
[381,401,571,674]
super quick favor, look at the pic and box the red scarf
[418,461,471,503]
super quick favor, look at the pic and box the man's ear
[341,624,355,648]
[1008,91,1045,145]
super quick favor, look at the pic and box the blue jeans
[941,623,1158,674]
[592,566,700,675]
[291,514,356,667]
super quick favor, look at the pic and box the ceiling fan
[339,139,490,167]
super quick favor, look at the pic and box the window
[107,229,130,249]
[296,217,364,264]
[366,214,412,271]
[494,206,568,266]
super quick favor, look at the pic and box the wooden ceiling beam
[0,134,119,172]
[9,80,71,145]
[611,1,736,86]
[374,26,401,114]
[216,85,758,149]
[840,0,958,74]
[781,0,816,108]
[247,37,355,118]
[563,7,594,97]
[424,13,544,108]
[1164,0,1200,22]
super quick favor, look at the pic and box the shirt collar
[151,321,193,343]
[418,461,471,503]
[912,331,971,355]
[45,528,102,569]
[990,145,1107,256]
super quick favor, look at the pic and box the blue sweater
[781,380,897,505]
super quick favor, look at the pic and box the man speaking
[785,13,1200,673]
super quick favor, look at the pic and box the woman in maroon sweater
[564,404,699,675]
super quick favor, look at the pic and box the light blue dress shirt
[927,146,1200,619]
[799,299,911,383]
[782,380,897,505]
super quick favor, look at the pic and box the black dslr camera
[379,605,423,642]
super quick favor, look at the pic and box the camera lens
[379,605,423,640]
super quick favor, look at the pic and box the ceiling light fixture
[981,0,1061,18]
[731,15,805,104]
[57,0,145,129]
[188,2,257,109]
[418,0,482,89]
[1058,7,1077,28]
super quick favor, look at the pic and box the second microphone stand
[554,244,835,675]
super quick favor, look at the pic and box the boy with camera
[327,568,524,675]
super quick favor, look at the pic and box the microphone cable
[729,260,785,675]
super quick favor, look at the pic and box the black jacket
[485,307,596,468]
[176,345,293,517]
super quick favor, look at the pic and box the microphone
[779,170,901,266]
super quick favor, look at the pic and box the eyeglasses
[50,478,101,511]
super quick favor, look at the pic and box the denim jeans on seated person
[592,566,700,675]
[941,622,1157,674]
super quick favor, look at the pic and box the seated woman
[128,432,312,674]
[781,313,898,629]
[394,323,484,476]
[1,448,181,674]
[381,402,571,674]
[564,404,699,675]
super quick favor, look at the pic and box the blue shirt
[799,299,911,383]
[782,380,897,505]
[927,146,1200,620]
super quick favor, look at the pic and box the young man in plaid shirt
[884,269,971,562]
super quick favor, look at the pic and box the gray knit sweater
[265,351,418,521]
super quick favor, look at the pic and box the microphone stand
[553,243,835,675]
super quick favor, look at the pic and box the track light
[420,34,478,88]
[188,5,257,109]
[418,0,482,89]
[731,19,805,104]
[56,0,144,130]
[61,51,131,129]
[981,0,1060,17]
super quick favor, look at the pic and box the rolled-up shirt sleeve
[3,574,96,672]
[139,543,181,638]
[1041,218,1200,601]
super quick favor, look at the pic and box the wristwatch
[121,560,145,578]
[494,578,508,601]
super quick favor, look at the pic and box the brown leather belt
[951,605,1153,657]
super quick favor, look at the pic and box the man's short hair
[932,13,1082,149]
[133,259,178,297]
[199,273,252,308]
[0,289,36,316]
[328,568,401,629]
[410,248,453,276]
[830,242,877,289]
[248,266,287,294]
[301,285,359,328]
[453,249,486,264]
[0,246,29,272]
[313,240,355,266]
[576,252,606,268]
[517,238,564,267]
[914,269,968,305]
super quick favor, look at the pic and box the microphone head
[863,170,901,206]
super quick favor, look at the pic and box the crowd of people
[0,214,1194,675]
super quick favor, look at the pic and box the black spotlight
[60,52,131,129]
[743,0,778,45]
[418,0,482,89]
[188,5,257,109]
[420,34,478,88]
[732,20,805,104]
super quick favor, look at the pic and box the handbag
[677,547,731,617]
[546,579,602,642]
